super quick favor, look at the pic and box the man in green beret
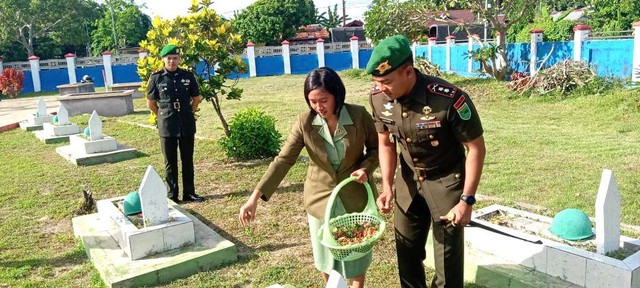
[146,44,204,203]
[367,35,486,287]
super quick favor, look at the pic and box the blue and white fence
[2,22,640,95]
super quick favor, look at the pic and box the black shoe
[169,197,180,204]
[182,194,205,202]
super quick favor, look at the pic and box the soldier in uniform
[146,44,204,203]
[366,35,486,288]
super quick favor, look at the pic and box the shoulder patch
[151,69,163,75]
[427,83,457,98]
[371,85,382,95]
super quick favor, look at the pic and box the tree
[91,0,151,55]
[511,7,575,43]
[233,0,316,45]
[588,0,640,32]
[137,0,246,137]
[364,0,441,44]
[317,4,350,28]
[0,0,87,56]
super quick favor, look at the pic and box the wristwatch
[460,195,476,206]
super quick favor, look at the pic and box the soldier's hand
[376,190,393,214]
[239,198,259,225]
[350,168,368,183]
[440,202,472,227]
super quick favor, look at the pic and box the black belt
[412,158,462,180]
[159,101,189,111]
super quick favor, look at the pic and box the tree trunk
[211,97,231,137]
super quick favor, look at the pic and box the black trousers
[160,134,195,199]
[394,192,464,288]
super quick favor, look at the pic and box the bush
[0,68,25,98]
[219,107,282,160]
[511,7,575,43]
[340,69,370,80]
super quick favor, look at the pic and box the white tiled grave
[470,204,640,288]
[96,166,195,261]
[56,110,137,165]
[35,105,81,143]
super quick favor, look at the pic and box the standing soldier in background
[146,44,204,203]
[367,35,486,288]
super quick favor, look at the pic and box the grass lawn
[0,72,639,287]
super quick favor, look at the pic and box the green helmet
[549,208,594,240]
[123,191,141,215]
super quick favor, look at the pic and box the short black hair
[303,67,346,115]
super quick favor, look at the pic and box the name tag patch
[416,121,441,129]
[380,117,395,125]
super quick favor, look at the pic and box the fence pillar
[246,42,257,77]
[495,32,503,70]
[65,53,77,84]
[467,35,474,73]
[530,29,544,76]
[633,22,640,82]
[138,49,148,59]
[101,51,113,87]
[412,41,417,62]
[573,24,591,62]
[428,37,436,62]
[282,40,291,74]
[28,56,41,92]
[317,38,325,68]
[0,57,3,71]
[446,35,455,71]
[350,36,359,69]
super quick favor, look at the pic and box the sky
[131,0,373,22]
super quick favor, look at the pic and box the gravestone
[596,169,621,255]
[36,105,81,143]
[21,97,54,130]
[138,166,169,227]
[56,110,137,165]
[326,270,348,288]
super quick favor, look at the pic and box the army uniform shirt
[146,68,199,137]
[369,69,483,221]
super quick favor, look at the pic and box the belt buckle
[173,102,181,110]
[413,167,427,179]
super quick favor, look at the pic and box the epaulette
[427,83,457,98]
[371,85,382,95]
[151,69,163,75]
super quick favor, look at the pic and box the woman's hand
[239,190,263,225]
[350,168,368,183]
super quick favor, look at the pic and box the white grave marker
[326,270,348,288]
[57,105,69,125]
[88,110,103,140]
[596,169,621,254]
[37,98,47,116]
[138,165,169,227]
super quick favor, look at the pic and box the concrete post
[316,38,325,68]
[468,35,474,73]
[101,51,113,87]
[350,36,359,69]
[246,42,257,77]
[573,24,591,61]
[530,29,544,76]
[428,37,436,62]
[28,55,41,92]
[412,41,417,62]
[0,56,3,72]
[138,49,148,59]
[446,35,455,71]
[495,32,503,70]
[65,53,77,84]
[282,40,291,75]
[632,22,640,82]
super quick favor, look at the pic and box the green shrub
[511,7,575,43]
[219,107,282,160]
[340,69,370,80]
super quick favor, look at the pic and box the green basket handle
[322,176,380,235]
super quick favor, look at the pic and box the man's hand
[350,168,368,183]
[376,190,393,214]
[439,201,473,227]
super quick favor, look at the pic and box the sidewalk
[0,96,60,131]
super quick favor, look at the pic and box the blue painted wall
[39,69,69,91]
[450,45,468,72]
[431,46,446,70]
[22,71,34,94]
[583,39,634,78]
[291,54,318,75]
[325,52,352,71]
[358,50,373,69]
[256,56,284,76]
[471,44,482,71]
[537,41,574,69]
[76,66,106,87]
[113,64,140,83]
[416,46,429,59]
[229,58,251,79]
[506,42,531,73]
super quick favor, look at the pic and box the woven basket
[318,176,386,261]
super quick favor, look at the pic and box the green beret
[366,35,412,76]
[160,44,179,57]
